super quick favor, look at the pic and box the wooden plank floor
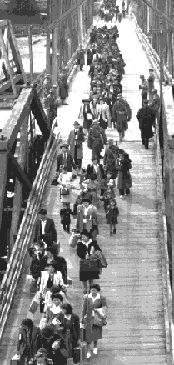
[0,18,168,365]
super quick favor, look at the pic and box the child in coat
[106,199,119,236]
[60,203,74,234]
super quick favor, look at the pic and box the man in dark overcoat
[67,121,85,173]
[56,144,77,173]
[136,100,156,149]
[87,47,93,66]
[59,68,68,105]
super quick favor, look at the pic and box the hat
[60,143,68,149]
[82,99,90,103]
[82,196,91,203]
[143,99,149,104]
[73,121,80,126]
[117,93,122,97]
[152,89,157,93]
[149,68,153,71]
[140,75,144,78]
[108,139,114,143]
[35,348,47,358]
[92,119,99,123]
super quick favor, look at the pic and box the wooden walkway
[0,18,168,365]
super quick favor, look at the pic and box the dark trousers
[119,188,130,196]
[75,159,82,169]
[142,92,147,106]
[62,223,70,233]
[142,137,149,149]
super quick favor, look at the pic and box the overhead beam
[10,155,32,190]
[47,0,86,31]
[140,0,174,30]
[1,87,34,152]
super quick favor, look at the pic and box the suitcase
[11,354,20,365]
[73,343,87,363]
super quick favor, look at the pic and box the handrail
[0,128,59,340]
[131,13,172,84]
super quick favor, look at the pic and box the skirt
[85,322,102,343]
[79,259,100,282]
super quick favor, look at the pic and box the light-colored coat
[76,204,98,234]
[96,103,111,124]
[39,270,64,297]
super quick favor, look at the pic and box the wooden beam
[28,25,34,83]
[1,88,34,152]
[0,28,17,98]
[8,21,27,83]
[0,151,8,234]
[9,116,28,256]
[52,25,58,86]
[0,74,23,94]
[10,155,32,190]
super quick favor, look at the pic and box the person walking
[87,120,107,163]
[106,199,119,236]
[147,68,155,103]
[81,284,107,359]
[77,45,85,71]
[77,232,101,295]
[139,75,149,106]
[67,121,85,174]
[117,151,132,198]
[57,303,81,365]
[136,100,156,149]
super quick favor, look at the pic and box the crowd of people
[13,17,161,365]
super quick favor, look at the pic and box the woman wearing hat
[96,96,111,130]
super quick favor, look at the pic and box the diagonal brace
[10,154,32,190]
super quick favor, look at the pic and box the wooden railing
[131,12,173,360]
[0,128,59,340]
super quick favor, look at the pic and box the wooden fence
[0,128,59,340]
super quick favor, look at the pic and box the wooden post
[52,26,58,86]
[9,116,28,256]
[28,25,33,83]
[0,28,17,97]
[46,0,52,75]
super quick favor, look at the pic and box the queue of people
[12,18,159,365]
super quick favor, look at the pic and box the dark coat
[57,313,80,350]
[87,124,107,154]
[59,75,68,99]
[86,164,106,180]
[67,128,85,160]
[136,106,155,139]
[103,147,119,175]
[30,252,46,280]
[60,208,73,225]
[33,218,57,246]
[77,240,101,281]
[106,206,119,224]
[56,151,76,172]
[36,333,68,365]
[87,49,93,66]
[117,159,132,190]
[17,325,40,360]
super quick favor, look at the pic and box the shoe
[93,347,98,355]
[87,351,91,359]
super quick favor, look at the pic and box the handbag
[93,310,107,327]
[60,187,70,196]
[73,343,87,363]
[81,257,99,273]
[29,292,40,314]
